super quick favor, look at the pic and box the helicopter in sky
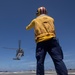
[13,40,24,60]
[2,40,24,60]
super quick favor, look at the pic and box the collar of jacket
[37,14,47,18]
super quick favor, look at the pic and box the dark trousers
[36,37,68,75]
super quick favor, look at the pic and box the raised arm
[26,20,35,30]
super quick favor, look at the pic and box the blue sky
[0,0,75,71]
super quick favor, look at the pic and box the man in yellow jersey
[26,7,68,75]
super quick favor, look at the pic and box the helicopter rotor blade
[2,40,22,50]
[2,47,17,50]
[19,40,21,49]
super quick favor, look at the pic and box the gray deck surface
[0,70,75,75]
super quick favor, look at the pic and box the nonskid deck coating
[0,70,75,75]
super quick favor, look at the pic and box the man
[26,6,68,75]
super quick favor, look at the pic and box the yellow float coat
[26,14,56,43]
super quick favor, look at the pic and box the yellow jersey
[26,14,56,43]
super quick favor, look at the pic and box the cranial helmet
[36,6,47,16]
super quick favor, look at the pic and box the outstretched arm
[26,20,35,30]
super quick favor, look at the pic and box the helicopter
[13,40,24,60]
[2,40,24,60]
